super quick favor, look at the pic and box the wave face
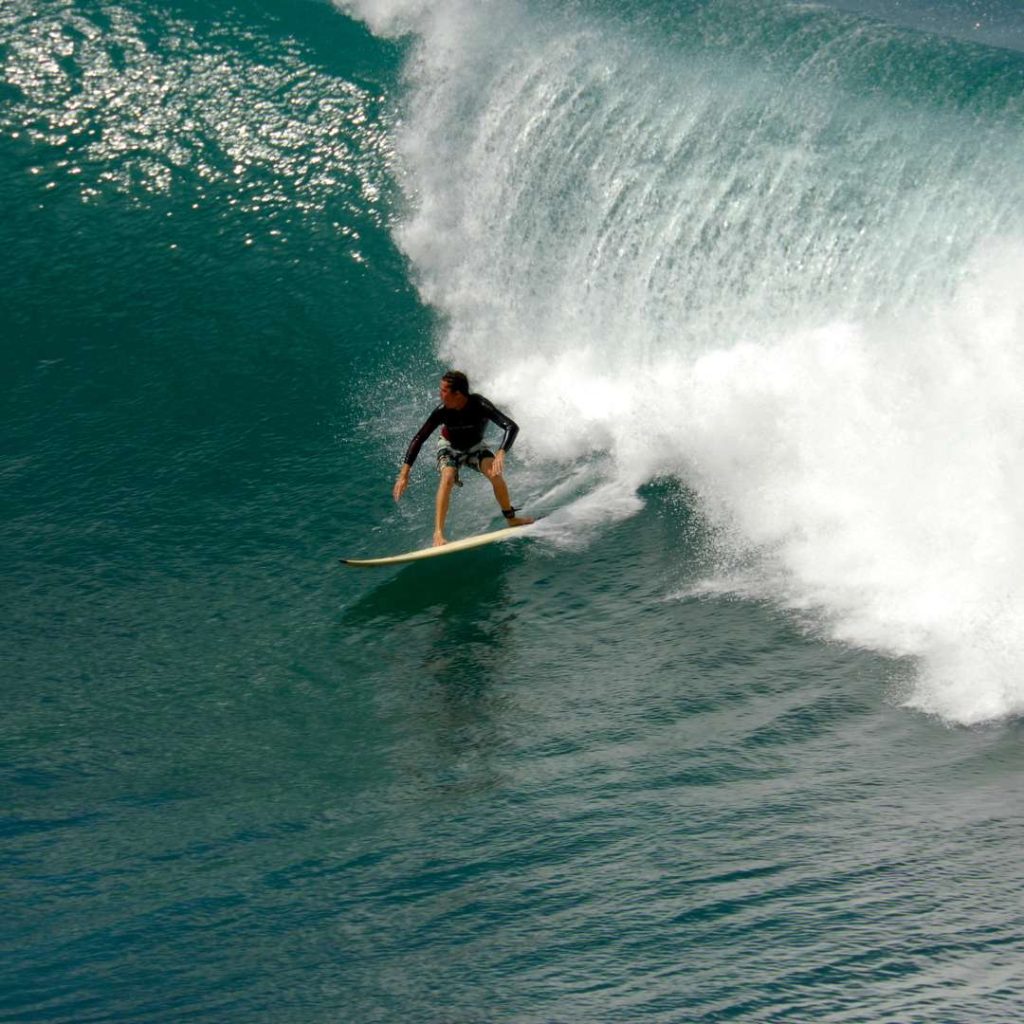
[337,0,1024,724]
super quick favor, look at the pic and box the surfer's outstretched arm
[393,464,411,501]
[394,407,443,501]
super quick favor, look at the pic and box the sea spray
[667,240,1024,724]
[339,0,1024,722]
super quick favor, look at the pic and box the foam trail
[339,0,1024,723]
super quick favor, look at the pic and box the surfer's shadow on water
[338,546,529,688]
[339,545,517,617]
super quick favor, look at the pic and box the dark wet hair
[442,370,470,395]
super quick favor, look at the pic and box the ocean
[3,0,1023,1020]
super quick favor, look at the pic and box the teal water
[3,1,1024,1020]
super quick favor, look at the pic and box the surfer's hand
[488,450,505,478]
[393,467,410,501]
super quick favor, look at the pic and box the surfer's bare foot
[505,516,534,528]
[433,531,447,547]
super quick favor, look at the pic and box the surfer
[393,370,534,546]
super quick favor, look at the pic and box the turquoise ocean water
[4,0,1024,1020]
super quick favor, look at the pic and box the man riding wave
[393,370,534,546]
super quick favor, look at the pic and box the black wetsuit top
[403,394,519,467]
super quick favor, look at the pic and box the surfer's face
[439,379,464,408]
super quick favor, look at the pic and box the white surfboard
[341,522,536,567]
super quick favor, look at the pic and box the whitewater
[339,0,1024,725]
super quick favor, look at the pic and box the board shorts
[435,438,494,482]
